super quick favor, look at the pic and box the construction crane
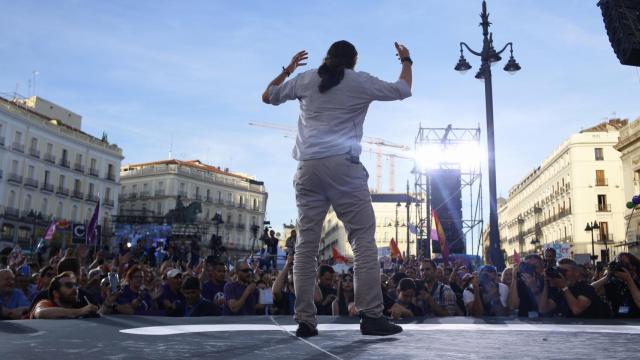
[249,121,412,192]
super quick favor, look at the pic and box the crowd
[1,238,639,321]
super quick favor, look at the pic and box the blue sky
[1,1,638,246]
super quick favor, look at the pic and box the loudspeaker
[599,0,640,66]
[430,169,465,254]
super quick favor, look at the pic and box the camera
[608,261,626,273]
[108,272,120,294]
[518,262,536,278]
[545,267,563,279]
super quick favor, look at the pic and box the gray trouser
[293,154,383,326]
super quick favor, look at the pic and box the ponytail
[318,40,357,93]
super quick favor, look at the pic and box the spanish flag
[389,238,403,261]
[432,210,449,265]
[332,246,349,264]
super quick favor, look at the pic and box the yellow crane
[249,121,412,193]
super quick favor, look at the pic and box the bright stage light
[414,142,482,171]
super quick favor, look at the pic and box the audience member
[417,259,460,316]
[31,272,99,319]
[464,265,509,317]
[224,261,259,315]
[0,269,30,319]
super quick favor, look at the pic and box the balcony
[215,198,224,205]
[86,193,99,203]
[224,222,235,230]
[140,191,151,198]
[596,203,612,212]
[104,198,115,207]
[24,178,39,188]
[89,168,99,177]
[129,193,138,199]
[225,200,235,207]
[29,147,40,158]
[597,235,613,245]
[12,142,24,153]
[106,173,116,181]
[7,173,23,184]
[178,191,188,198]
[155,189,166,196]
[73,163,85,173]
[4,207,20,218]
[118,194,128,201]
[194,194,203,201]
[236,223,246,231]
[71,190,84,200]
[44,153,56,163]
[56,186,69,196]
[595,178,608,187]
[41,183,54,193]
[205,196,214,203]
[60,159,70,168]
[237,202,246,209]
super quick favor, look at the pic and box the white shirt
[268,69,411,160]
[463,283,509,308]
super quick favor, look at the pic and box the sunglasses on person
[61,282,79,289]
[239,268,253,273]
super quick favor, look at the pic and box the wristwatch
[561,286,569,293]
[400,56,413,65]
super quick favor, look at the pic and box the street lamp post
[395,202,401,248]
[585,221,600,267]
[455,0,521,271]
[211,212,223,255]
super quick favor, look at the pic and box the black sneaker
[359,313,403,336]
[295,322,319,338]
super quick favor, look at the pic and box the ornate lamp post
[585,221,600,267]
[455,0,521,271]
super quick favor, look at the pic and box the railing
[118,194,127,201]
[178,191,188,198]
[8,173,23,184]
[106,173,116,181]
[237,202,246,209]
[44,153,56,163]
[194,194,203,201]
[140,191,151,198]
[225,200,235,207]
[41,183,54,193]
[215,198,224,205]
[129,193,138,199]
[24,178,39,188]
[205,196,214,203]
[89,168,99,177]
[4,207,20,218]
[595,178,608,186]
[72,190,84,199]
[597,234,613,245]
[539,208,572,228]
[224,222,235,230]
[73,163,85,173]
[86,194,99,203]
[60,159,70,168]
[236,223,246,230]
[56,186,69,196]
[155,189,166,196]
[104,199,115,207]
[29,147,40,158]
[12,142,24,152]
[597,203,612,212]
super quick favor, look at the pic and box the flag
[332,246,349,264]
[513,249,521,264]
[56,219,70,229]
[389,238,403,261]
[408,223,418,235]
[86,197,100,245]
[432,210,449,266]
[44,221,57,241]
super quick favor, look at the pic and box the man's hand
[285,50,308,74]
[549,274,568,289]
[79,304,99,316]
[395,42,410,59]
[615,268,634,285]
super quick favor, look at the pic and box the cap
[88,268,104,279]
[166,269,182,278]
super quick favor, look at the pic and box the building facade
[0,96,123,250]
[319,193,418,261]
[119,159,268,253]
[499,120,627,265]
[613,117,640,257]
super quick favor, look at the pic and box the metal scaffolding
[413,125,484,259]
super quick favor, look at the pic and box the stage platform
[2,316,640,359]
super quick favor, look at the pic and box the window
[595,170,606,186]
[599,222,609,242]
[71,205,78,221]
[8,190,16,207]
[59,175,65,187]
[105,187,111,200]
[89,183,95,196]
[157,202,163,215]
[90,158,96,169]
[30,137,38,150]
[44,170,50,185]
[56,202,63,218]
[75,153,82,164]
[61,149,68,161]
[11,160,18,173]
[40,198,48,216]
[595,148,604,161]
[107,164,114,178]
[74,179,81,191]
[46,143,53,155]
[14,131,22,143]
[27,165,35,179]
[597,194,608,211]
[143,183,148,191]
[24,194,32,211]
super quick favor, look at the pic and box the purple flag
[44,221,57,241]
[86,197,100,245]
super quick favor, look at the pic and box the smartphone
[259,288,274,305]
[108,272,120,294]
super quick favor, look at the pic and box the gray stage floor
[2,316,640,359]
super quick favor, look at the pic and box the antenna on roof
[169,135,173,160]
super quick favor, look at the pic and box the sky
[1,1,638,249]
